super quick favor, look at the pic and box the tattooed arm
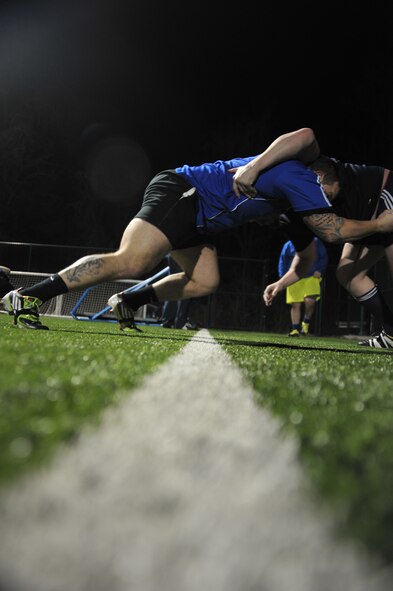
[303,210,393,244]
[263,209,393,306]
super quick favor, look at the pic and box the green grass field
[213,329,393,562]
[0,313,191,484]
[1,313,393,563]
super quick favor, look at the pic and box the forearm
[264,241,315,306]
[274,254,311,293]
[303,212,393,244]
[248,128,319,173]
[274,270,302,293]
[232,128,320,198]
[263,262,309,306]
[286,254,313,285]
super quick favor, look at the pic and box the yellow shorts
[286,276,321,304]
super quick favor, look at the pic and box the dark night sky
[1,0,393,254]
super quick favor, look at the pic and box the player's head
[309,156,340,201]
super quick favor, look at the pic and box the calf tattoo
[64,256,105,284]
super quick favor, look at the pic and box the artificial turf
[2,314,393,563]
[214,329,393,562]
[0,314,190,485]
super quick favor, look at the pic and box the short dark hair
[309,155,339,184]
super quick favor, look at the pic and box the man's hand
[263,281,281,306]
[229,165,258,198]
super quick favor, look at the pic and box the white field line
[0,329,392,591]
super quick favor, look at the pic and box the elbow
[324,234,342,245]
[311,230,339,245]
[294,127,319,162]
[298,127,316,147]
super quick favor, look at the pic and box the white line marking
[0,330,392,590]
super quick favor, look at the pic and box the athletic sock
[122,285,159,311]
[0,271,15,298]
[291,323,301,331]
[355,285,393,334]
[19,274,68,303]
[302,315,310,324]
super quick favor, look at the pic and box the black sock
[19,274,68,303]
[0,271,15,298]
[123,286,158,311]
[355,286,393,334]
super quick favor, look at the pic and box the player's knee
[198,283,219,297]
[113,253,152,279]
[205,271,220,294]
[193,274,220,297]
[205,279,219,295]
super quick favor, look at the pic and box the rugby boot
[107,292,142,332]
[2,290,49,330]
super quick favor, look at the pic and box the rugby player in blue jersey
[232,128,393,349]
[4,140,393,330]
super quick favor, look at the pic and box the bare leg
[337,242,393,336]
[336,243,384,296]
[149,244,220,302]
[59,219,171,291]
[290,302,302,325]
[108,242,220,331]
[303,296,317,320]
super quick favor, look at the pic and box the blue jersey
[176,158,332,233]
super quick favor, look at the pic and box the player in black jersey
[231,128,393,349]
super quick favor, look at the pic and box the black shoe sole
[18,318,49,330]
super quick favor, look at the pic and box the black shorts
[349,172,393,248]
[134,169,213,249]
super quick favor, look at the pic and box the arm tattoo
[64,256,105,285]
[303,213,345,242]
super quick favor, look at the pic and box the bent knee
[113,252,157,279]
[205,278,220,295]
[191,274,220,297]
[114,261,147,279]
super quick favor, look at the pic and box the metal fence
[1,240,390,336]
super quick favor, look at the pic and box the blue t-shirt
[278,238,328,277]
[176,158,332,233]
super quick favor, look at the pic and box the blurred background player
[278,237,328,336]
